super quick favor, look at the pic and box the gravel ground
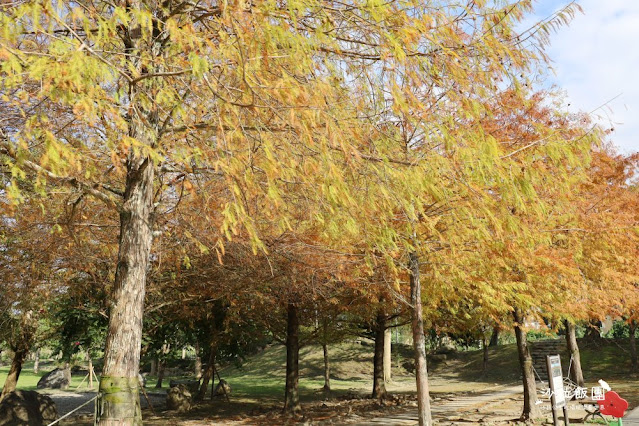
[41,389,166,419]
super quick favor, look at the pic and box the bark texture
[372,311,387,400]
[0,349,26,400]
[97,147,155,425]
[564,320,585,387]
[384,328,392,383]
[322,343,330,393]
[409,252,432,426]
[513,309,540,421]
[283,303,301,415]
[33,348,40,374]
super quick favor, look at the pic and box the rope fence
[46,394,100,426]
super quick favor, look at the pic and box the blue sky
[524,0,639,154]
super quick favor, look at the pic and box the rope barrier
[46,394,100,426]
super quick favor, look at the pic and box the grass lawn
[2,337,638,416]
[0,361,97,392]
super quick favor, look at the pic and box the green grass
[2,337,637,408]
[0,361,97,392]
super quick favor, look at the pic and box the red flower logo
[598,391,629,418]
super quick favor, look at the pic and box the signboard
[547,355,566,408]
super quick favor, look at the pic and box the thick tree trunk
[33,348,40,374]
[97,146,154,424]
[489,326,500,347]
[283,303,301,415]
[0,349,26,400]
[409,252,432,426]
[630,320,637,373]
[384,328,392,383]
[372,311,387,400]
[322,343,330,393]
[513,309,540,421]
[194,341,202,380]
[564,320,585,387]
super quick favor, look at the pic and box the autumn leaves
[1,0,637,424]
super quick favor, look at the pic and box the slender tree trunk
[33,348,40,374]
[283,303,301,415]
[489,326,500,347]
[149,358,157,377]
[198,305,220,401]
[89,357,95,389]
[322,343,330,393]
[409,252,432,426]
[0,349,26,400]
[482,338,489,372]
[630,320,637,373]
[564,320,585,387]
[194,341,202,380]
[197,348,215,400]
[384,328,392,383]
[155,359,165,389]
[513,308,540,421]
[372,311,387,400]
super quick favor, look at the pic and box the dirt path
[343,385,522,425]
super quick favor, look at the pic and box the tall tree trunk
[33,348,40,374]
[489,326,500,347]
[322,343,330,393]
[409,252,432,426]
[283,303,301,415]
[564,320,585,387]
[384,328,392,383]
[154,343,170,389]
[630,320,637,373]
[198,304,220,401]
[197,347,215,400]
[97,146,155,424]
[95,3,161,420]
[372,311,387,400]
[155,359,165,389]
[194,341,202,380]
[149,358,157,377]
[0,349,26,400]
[513,308,540,421]
[482,338,489,372]
[89,357,95,389]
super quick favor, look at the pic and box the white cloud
[528,0,639,154]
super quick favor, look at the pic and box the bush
[604,321,629,339]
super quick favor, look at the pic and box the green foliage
[603,321,630,339]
